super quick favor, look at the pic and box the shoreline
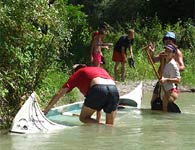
[115,80,195,96]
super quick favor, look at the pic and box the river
[0,92,194,150]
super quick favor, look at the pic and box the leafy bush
[0,0,89,128]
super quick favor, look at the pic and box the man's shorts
[84,84,119,113]
[112,50,126,63]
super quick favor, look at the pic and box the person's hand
[104,43,113,49]
[128,57,135,68]
[148,42,155,55]
[107,43,113,46]
[159,51,167,58]
[159,77,168,84]
[105,46,109,49]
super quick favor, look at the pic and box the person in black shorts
[112,29,135,81]
[85,84,119,113]
[44,64,119,125]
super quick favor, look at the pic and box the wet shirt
[162,59,181,91]
[114,35,134,53]
[62,67,113,96]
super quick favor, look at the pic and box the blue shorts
[84,84,119,113]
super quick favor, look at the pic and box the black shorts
[84,84,119,113]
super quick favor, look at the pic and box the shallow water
[0,92,195,150]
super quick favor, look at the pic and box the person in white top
[159,44,181,111]
[148,31,184,109]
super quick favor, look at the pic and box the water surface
[0,92,194,150]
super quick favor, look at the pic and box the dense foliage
[0,0,194,128]
[68,0,194,28]
[0,0,89,127]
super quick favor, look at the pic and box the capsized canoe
[10,82,143,134]
[119,81,142,109]
[47,81,143,124]
[10,92,67,134]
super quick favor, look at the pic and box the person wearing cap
[159,44,181,111]
[43,64,119,125]
[112,29,135,81]
[147,32,184,110]
[148,31,185,72]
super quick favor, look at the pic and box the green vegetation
[0,0,89,128]
[0,0,194,128]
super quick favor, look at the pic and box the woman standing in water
[160,44,181,111]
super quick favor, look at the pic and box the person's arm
[160,77,181,84]
[129,45,133,58]
[176,49,185,71]
[90,39,95,63]
[43,87,69,114]
[97,42,113,50]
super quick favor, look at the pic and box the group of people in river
[43,23,184,126]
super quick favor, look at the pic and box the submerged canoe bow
[10,82,143,134]
[10,92,67,134]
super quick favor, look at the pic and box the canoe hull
[119,81,142,109]
[10,82,143,134]
[10,92,66,134]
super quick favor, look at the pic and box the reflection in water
[0,93,195,150]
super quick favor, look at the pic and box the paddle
[143,45,181,113]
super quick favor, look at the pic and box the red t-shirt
[62,67,113,96]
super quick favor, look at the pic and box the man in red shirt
[44,64,119,125]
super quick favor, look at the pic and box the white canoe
[10,92,67,134]
[10,82,142,134]
[119,81,142,109]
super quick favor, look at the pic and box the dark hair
[163,37,176,44]
[99,22,108,30]
[99,30,106,35]
[72,64,86,73]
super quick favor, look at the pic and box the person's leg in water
[105,111,117,125]
[80,105,101,124]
